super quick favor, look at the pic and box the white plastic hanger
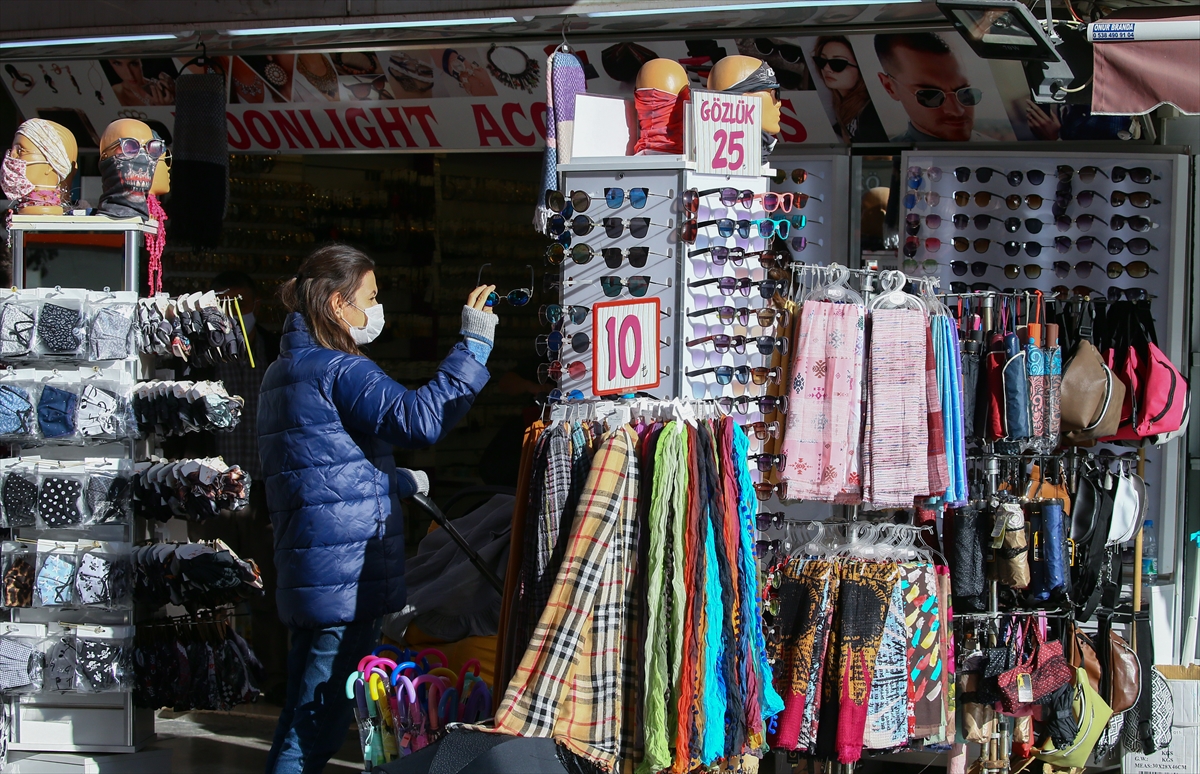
[869,270,926,312]
[805,263,864,305]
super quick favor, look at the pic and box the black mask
[722,62,782,158]
[97,153,154,219]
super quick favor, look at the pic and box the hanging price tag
[691,88,762,177]
[592,299,660,396]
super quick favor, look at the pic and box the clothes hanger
[869,270,926,312]
[804,263,864,305]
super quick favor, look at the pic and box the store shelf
[8,215,158,234]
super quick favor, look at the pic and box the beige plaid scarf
[491,426,640,771]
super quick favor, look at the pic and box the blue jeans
[265,618,382,774]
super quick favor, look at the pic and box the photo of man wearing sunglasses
[873,32,987,143]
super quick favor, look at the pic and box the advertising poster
[3,34,1062,153]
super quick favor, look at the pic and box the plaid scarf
[492,426,640,771]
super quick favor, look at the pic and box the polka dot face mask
[38,476,83,529]
[2,472,38,528]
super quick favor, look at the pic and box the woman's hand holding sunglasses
[467,284,496,313]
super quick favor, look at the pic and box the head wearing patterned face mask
[97,152,155,219]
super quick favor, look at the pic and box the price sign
[592,299,660,396]
[691,89,763,177]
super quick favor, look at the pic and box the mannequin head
[633,59,690,155]
[636,58,688,95]
[3,119,76,215]
[708,54,781,133]
[96,118,158,219]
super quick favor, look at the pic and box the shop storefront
[0,2,1197,772]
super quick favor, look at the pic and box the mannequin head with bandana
[633,58,690,154]
[96,118,157,220]
[2,119,76,215]
[708,55,783,157]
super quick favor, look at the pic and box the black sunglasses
[812,55,857,73]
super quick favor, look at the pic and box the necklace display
[332,52,378,76]
[486,45,539,93]
[233,73,264,101]
[298,55,338,99]
[264,59,287,88]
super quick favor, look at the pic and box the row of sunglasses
[906,189,1159,210]
[540,303,791,329]
[545,185,823,215]
[906,258,1158,280]
[904,235,1157,258]
[906,212,1156,234]
[546,244,797,269]
[908,163,1161,187]
[946,283,1153,302]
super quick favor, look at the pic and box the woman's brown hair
[813,35,871,143]
[280,243,375,355]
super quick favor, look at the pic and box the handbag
[1060,305,1125,443]
[1102,304,1189,441]
[998,621,1039,715]
[1036,667,1114,768]
[1064,622,1102,693]
[1030,619,1074,702]
[1097,617,1142,714]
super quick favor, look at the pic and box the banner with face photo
[0,33,1078,152]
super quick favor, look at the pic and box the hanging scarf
[833,560,901,764]
[534,50,587,234]
[634,87,688,154]
[780,301,866,502]
[862,308,930,508]
[491,427,640,771]
[732,423,783,742]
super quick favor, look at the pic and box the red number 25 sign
[592,299,660,396]
[691,89,763,177]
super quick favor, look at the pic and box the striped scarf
[492,427,640,770]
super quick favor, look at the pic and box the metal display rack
[4,216,154,756]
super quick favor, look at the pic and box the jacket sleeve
[329,343,490,448]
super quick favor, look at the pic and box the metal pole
[1132,446,1148,645]
[11,230,25,289]
[123,229,140,293]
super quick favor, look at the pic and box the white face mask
[347,302,384,345]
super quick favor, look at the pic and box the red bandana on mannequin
[634,86,689,155]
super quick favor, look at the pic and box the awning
[1091,8,1200,115]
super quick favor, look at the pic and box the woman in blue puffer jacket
[258,243,496,774]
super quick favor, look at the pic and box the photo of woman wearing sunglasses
[809,36,887,144]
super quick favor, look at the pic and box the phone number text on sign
[692,89,763,177]
[592,299,660,396]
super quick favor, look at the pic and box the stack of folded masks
[88,304,136,361]
[132,381,243,437]
[0,303,36,357]
[0,384,35,438]
[76,637,128,693]
[74,551,132,610]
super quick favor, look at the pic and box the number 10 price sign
[592,299,660,396]
[691,89,763,177]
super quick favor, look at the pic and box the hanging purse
[997,620,1039,716]
[1061,304,1126,444]
[1035,667,1114,768]
[995,502,1031,590]
[1064,622,1102,693]
[1030,614,1074,702]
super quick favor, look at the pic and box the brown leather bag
[1065,623,1101,692]
[1061,339,1126,444]
[1106,629,1141,713]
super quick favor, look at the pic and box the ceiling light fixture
[0,33,182,50]
[584,0,917,18]
[225,16,517,36]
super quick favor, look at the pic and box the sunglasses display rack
[899,149,1190,572]
[549,162,682,401]
[764,153,851,270]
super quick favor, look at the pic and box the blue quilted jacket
[258,313,489,629]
